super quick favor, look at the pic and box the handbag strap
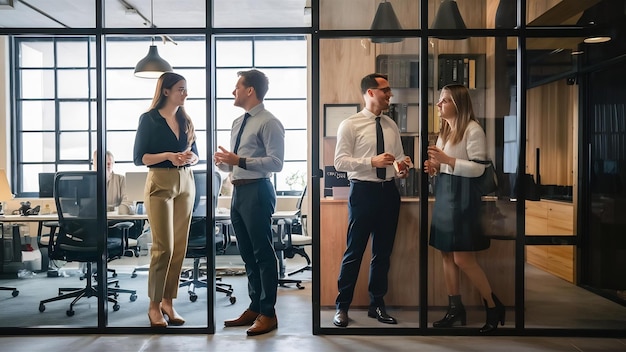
[470,159,493,166]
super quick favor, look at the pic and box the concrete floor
[1,254,626,351]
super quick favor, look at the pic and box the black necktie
[376,116,386,180]
[233,112,250,154]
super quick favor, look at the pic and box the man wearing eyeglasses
[332,73,411,328]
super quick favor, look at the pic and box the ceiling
[0,0,622,51]
[0,0,310,29]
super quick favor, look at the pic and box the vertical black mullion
[95,0,108,330]
[207,6,216,332]
[310,0,321,335]
[515,0,527,332]
[10,37,20,194]
[53,38,60,172]
[419,0,429,332]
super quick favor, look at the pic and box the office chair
[273,218,304,290]
[272,186,311,289]
[179,170,236,304]
[0,223,20,297]
[0,287,18,297]
[38,171,137,316]
[110,221,140,258]
[283,186,312,277]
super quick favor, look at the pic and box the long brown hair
[148,72,196,148]
[439,84,478,146]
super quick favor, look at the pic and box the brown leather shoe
[224,309,259,327]
[246,314,278,336]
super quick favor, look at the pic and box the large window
[214,36,308,195]
[13,35,307,196]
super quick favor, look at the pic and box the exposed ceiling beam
[18,0,68,27]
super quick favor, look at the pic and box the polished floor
[1,253,625,351]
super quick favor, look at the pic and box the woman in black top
[133,72,199,328]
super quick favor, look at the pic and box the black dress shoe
[333,309,349,327]
[368,306,397,324]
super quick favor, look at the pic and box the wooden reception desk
[320,198,515,308]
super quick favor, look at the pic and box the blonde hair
[439,84,479,146]
[148,72,196,148]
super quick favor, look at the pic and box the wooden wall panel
[526,80,576,186]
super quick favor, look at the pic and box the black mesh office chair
[38,171,137,316]
[0,223,20,297]
[273,186,311,289]
[282,186,312,277]
[179,171,236,304]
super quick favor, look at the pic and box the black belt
[231,178,266,186]
[151,165,189,169]
[351,179,393,184]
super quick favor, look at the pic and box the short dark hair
[237,69,269,100]
[360,73,388,94]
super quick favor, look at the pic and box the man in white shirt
[333,73,411,327]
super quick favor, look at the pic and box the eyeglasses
[370,86,392,94]
[177,87,187,95]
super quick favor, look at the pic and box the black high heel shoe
[480,293,505,333]
[433,295,467,328]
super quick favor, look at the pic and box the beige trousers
[144,167,194,302]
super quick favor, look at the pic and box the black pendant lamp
[370,0,404,43]
[495,0,516,29]
[134,0,173,78]
[431,0,467,39]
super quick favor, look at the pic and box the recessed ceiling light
[584,36,611,44]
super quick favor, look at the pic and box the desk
[0,214,147,241]
[0,213,149,273]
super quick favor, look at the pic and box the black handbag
[471,159,498,195]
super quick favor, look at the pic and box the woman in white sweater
[424,84,504,334]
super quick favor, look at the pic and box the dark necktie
[233,112,250,154]
[376,116,386,180]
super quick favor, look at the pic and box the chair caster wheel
[296,283,304,289]
[189,294,198,302]
[39,303,45,312]
[130,293,137,302]
[229,296,236,304]
[131,273,137,278]
[12,290,19,297]
[113,304,120,311]
[66,310,75,317]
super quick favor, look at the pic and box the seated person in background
[93,150,128,210]
[93,150,139,257]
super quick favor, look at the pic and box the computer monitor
[38,172,56,198]
[125,171,148,202]
[192,170,207,217]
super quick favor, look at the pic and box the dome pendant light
[431,0,468,40]
[134,0,173,78]
[370,0,404,43]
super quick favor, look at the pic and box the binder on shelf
[375,54,434,89]
[438,54,484,89]
[468,58,476,89]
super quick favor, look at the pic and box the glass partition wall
[1,0,626,337]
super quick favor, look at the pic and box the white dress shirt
[437,120,487,178]
[334,108,406,182]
